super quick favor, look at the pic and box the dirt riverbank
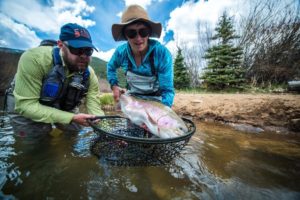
[172,93,300,133]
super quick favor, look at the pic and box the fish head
[156,115,188,138]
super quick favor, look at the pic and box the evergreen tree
[174,47,190,89]
[202,12,245,90]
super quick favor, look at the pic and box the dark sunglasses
[64,43,93,56]
[124,28,150,39]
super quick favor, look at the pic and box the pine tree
[202,12,245,90]
[174,47,190,89]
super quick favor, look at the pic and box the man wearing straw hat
[107,4,174,107]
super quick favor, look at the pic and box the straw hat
[112,4,162,41]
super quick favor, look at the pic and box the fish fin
[145,108,157,125]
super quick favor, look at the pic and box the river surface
[0,113,300,200]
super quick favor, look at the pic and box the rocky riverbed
[172,93,300,133]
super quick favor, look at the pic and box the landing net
[89,116,196,166]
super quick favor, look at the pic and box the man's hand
[72,113,97,126]
[112,86,126,103]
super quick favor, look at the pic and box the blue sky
[0,0,241,61]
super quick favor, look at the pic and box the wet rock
[269,120,286,127]
[191,99,202,103]
[270,108,276,113]
[261,113,269,118]
[264,126,290,134]
[288,118,300,132]
[228,123,264,134]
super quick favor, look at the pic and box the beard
[62,52,90,72]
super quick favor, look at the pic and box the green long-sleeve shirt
[13,46,104,124]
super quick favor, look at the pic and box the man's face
[58,40,93,72]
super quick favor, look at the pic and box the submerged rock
[288,118,300,132]
[228,123,264,134]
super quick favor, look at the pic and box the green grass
[98,93,114,106]
[176,83,288,94]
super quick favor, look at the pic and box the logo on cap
[74,28,90,39]
[59,23,97,50]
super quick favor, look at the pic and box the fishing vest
[39,47,90,111]
[126,51,162,102]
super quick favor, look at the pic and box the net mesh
[89,116,195,166]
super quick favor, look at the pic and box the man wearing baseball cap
[59,23,98,50]
[5,23,104,138]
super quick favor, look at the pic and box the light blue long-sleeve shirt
[107,39,175,107]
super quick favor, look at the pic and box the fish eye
[179,127,186,132]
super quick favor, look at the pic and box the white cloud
[0,13,41,49]
[52,0,96,31]
[1,0,96,34]
[93,48,115,62]
[124,0,152,8]
[166,0,238,49]
[116,0,153,19]
[0,40,8,47]
[165,40,178,57]
[0,0,96,49]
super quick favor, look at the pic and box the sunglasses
[64,43,93,56]
[124,28,150,39]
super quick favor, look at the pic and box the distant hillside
[90,56,126,88]
[89,57,107,79]
[0,47,24,95]
[0,47,24,54]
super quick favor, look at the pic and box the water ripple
[72,127,98,157]
[0,115,18,199]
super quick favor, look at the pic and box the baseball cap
[59,23,97,51]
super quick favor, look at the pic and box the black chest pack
[39,47,90,111]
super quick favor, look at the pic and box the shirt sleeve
[107,49,120,87]
[85,67,104,116]
[156,46,175,107]
[13,48,74,124]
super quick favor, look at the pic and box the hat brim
[112,18,162,41]
[67,40,98,51]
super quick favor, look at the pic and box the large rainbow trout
[119,95,188,138]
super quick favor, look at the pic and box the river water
[0,113,299,200]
